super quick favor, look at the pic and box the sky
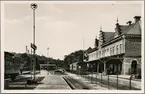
[3,1,142,60]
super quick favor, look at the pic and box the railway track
[63,76,91,90]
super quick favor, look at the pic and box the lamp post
[30,3,38,81]
[47,47,49,74]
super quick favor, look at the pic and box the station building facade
[86,16,141,75]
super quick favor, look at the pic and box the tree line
[5,51,64,71]
[63,50,88,71]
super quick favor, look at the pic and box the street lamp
[31,3,37,45]
[30,3,38,81]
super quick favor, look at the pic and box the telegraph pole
[26,46,28,53]
[82,37,84,62]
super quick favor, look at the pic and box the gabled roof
[124,21,141,35]
[103,32,114,42]
[89,16,141,53]
[119,25,130,33]
[103,20,141,44]
[87,47,98,54]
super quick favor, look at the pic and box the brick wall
[122,57,141,75]
[125,37,141,57]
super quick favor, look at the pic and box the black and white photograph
[0,1,144,93]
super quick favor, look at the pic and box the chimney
[134,16,141,22]
[126,21,132,26]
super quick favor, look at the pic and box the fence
[78,72,140,90]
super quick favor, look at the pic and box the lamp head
[31,3,38,10]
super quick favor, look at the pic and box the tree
[64,50,85,71]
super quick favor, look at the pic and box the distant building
[70,62,78,72]
[40,64,56,70]
[86,16,141,75]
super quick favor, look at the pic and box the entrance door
[131,60,137,74]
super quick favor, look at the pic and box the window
[102,50,103,57]
[99,51,101,58]
[113,46,115,55]
[111,46,115,55]
[120,44,123,53]
[104,49,106,57]
[116,45,119,54]
[94,53,96,59]
[110,48,112,55]
[107,48,109,56]
[96,52,98,58]
[102,50,104,57]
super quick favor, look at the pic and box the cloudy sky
[3,1,142,60]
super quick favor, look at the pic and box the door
[131,60,137,74]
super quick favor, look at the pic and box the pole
[117,71,118,90]
[47,47,49,58]
[117,64,119,90]
[33,8,36,81]
[108,73,109,89]
[30,49,32,80]
[26,46,28,53]
[101,70,102,87]
[33,9,35,45]
[31,3,37,81]
[96,71,97,84]
[82,37,84,78]
[129,75,132,90]
[91,67,93,84]
[129,68,132,90]
[82,37,84,62]
[79,66,80,79]
[97,63,99,84]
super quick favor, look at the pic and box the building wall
[88,51,97,61]
[70,64,73,71]
[122,57,141,75]
[121,36,141,75]
[125,37,141,57]
[88,36,142,75]
[70,62,78,71]
[101,39,125,57]
[88,39,125,62]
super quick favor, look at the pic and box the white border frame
[1,1,144,93]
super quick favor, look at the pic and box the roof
[103,21,141,44]
[88,16,141,53]
[120,25,129,32]
[87,47,98,54]
[86,47,92,53]
[124,21,141,35]
[103,32,114,42]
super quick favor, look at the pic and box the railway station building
[86,16,141,75]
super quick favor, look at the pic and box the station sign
[31,43,37,50]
